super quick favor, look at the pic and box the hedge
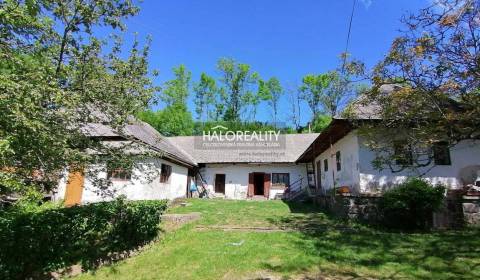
[0,198,167,279]
[378,178,445,230]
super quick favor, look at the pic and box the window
[160,164,172,183]
[394,141,413,166]
[272,173,290,187]
[107,168,131,181]
[433,142,451,165]
[324,159,328,171]
[336,151,341,171]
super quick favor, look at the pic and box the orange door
[64,170,85,206]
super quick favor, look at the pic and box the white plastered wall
[199,163,308,199]
[54,158,189,203]
[313,132,361,193]
[358,136,480,192]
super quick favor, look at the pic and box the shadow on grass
[265,201,480,279]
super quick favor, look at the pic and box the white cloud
[359,0,373,9]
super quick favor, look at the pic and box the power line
[341,0,357,73]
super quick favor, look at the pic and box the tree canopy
[0,0,157,199]
[358,0,480,171]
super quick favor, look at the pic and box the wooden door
[264,173,271,198]
[214,174,225,194]
[64,170,85,206]
[248,173,254,197]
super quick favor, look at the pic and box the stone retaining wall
[315,193,480,229]
[463,196,480,225]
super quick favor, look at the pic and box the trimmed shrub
[378,178,445,230]
[0,198,167,279]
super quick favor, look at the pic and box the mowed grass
[75,199,480,280]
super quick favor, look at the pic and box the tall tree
[217,58,259,121]
[287,84,302,131]
[358,0,480,170]
[193,73,217,121]
[141,65,194,136]
[0,0,157,199]
[161,65,191,106]
[299,73,332,119]
[138,104,194,137]
[259,77,283,124]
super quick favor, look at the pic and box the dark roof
[81,121,197,167]
[296,85,395,163]
[169,134,319,163]
[297,119,354,163]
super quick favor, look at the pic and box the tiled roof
[168,133,319,163]
[81,121,197,167]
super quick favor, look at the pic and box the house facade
[169,134,319,200]
[55,93,480,203]
[54,121,197,205]
[298,120,480,195]
[54,120,319,204]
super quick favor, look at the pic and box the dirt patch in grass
[195,225,293,232]
[162,212,201,232]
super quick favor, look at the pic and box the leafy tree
[161,65,191,106]
[0,0,157,199]
[138,104,194,137]
[259,77,283,124]
[193,72,217,121]
[140,65,195,136]
[299,73,332,119]
[358,0,480,170]
[309,114,332,133]
[217,58,259,121]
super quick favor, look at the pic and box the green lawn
[75,199,480,280]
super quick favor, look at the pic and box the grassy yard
[75,199,480,280]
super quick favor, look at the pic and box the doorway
[253,172,264,195]
[214,174,225,194]
[64,169,85,206]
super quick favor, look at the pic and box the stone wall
[314,195,381,224]
[315,193,480,229]
[463,196,480,225]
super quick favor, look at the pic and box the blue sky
[117,0,429,125]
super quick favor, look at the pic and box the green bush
[378,178,445,230]
[0,198,167,279]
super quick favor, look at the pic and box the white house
[169,134,319,199]
[55,85,479,203]
[54,119,319,204]
[297,119,480,195]
[297,84,480,195]
[54,121,197,205]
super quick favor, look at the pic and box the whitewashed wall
[314,132,361,193]
[54,158,189,203]
[358,137,480,192]
[199,163,308,199]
